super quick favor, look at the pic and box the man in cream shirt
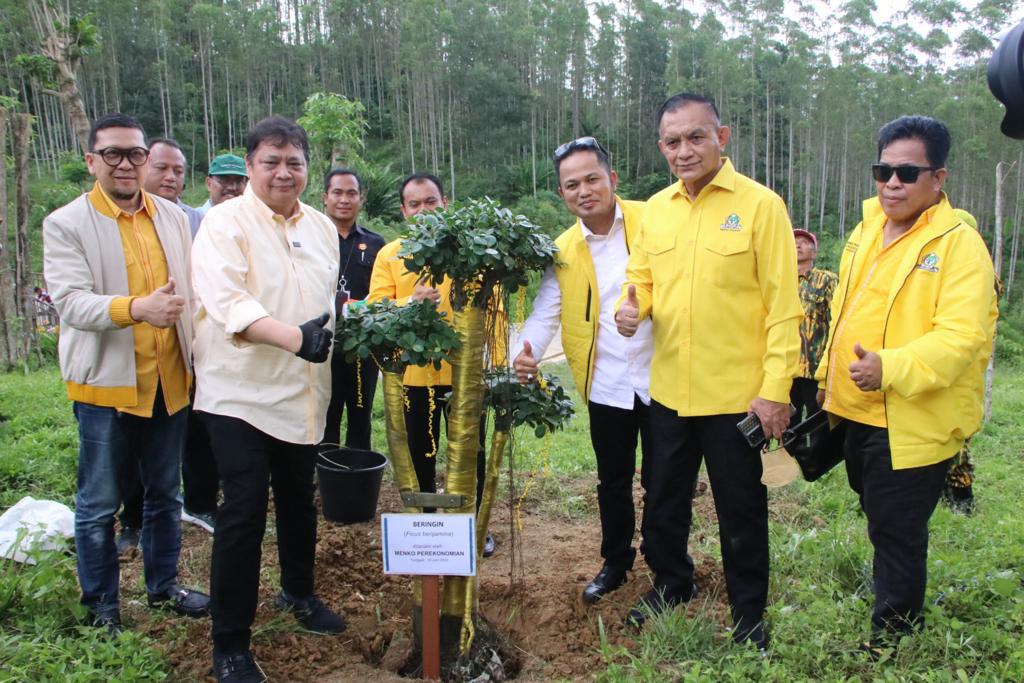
[192,116,343,683]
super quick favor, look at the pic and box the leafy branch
[334,299,461,374]
[398,198,557,310]
[484,369,575,436]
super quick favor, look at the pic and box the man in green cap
[197,154,248,219]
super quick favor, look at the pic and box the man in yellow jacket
[816,115,997,649]
[367,172,494,556]
[513,136,654,604]
[615,93,802,646]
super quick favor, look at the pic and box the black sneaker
[89,610,124,638]
[116,526,141,554]
[147,584,211,618]
[275,590,346,634]
[213,651,266,683]
[181,508,216,533]
[483,532,496,558]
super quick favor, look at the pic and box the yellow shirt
[367,239,454,387]
[191,186,340,444]
[67,183,189,417]
[822,204,939,428]
[619,159,802,415]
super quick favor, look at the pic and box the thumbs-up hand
[848,342,882,392]
[130,278,186,328]
[615,284,640,337]
[514,339,540,384]
[296,312,333,363]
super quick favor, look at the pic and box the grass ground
[1,362,1023,681]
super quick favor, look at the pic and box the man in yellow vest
[367,173,494,556]
[815,116,997,651]
[615,93,802,647]
[513,136,653,605]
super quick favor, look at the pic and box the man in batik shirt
[792,228,837,420]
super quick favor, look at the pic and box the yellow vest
[553,197,645,402]
[817,195,998,469]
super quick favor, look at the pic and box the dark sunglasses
[553,136,609,162]
[871,163,939,184]
[92,146,150,167]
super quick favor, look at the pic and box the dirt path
[119,475,728,682]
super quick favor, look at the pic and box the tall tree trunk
[12,114,35,362]
[1008,151,1023,297]
[985,161,1012,422]
[0,107,16,368]
[29,0,91,153]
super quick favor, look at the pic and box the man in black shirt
[322,169,385,450]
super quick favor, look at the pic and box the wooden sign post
[384,493,475,680]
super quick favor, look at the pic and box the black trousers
[844,421,949,635]
[790,377,820,422]
[588,396,651,572]
[119,405,219,526]
[404,385,485,508]
[200,412,318,655]
[322,353,379,450]
[644,400,768,633]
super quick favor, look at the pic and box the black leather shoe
[275,590,347,634]
[213,651,266,683]
[483,532,496,558]
[626,583,698,627]
[147,584,211,618]
[582,565,628,604]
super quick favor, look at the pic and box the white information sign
[381,513,476,576]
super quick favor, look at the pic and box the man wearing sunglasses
[615,93,802,647]
[42,113,210,635]
[815,115,997,652]
[512,136,654,605]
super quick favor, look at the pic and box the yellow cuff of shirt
[759,376,793,405]
[109,296,138,327]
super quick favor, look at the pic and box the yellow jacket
[554,197,645,402]
[367,239,454,386]
[619,159,802,415]
[366,239,509,386]
[816,195,998,469]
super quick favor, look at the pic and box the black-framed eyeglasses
[553,136,609,162]
[92,146,150,167]
[871,163,939,184]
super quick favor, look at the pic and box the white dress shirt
[191,186,340,444]
[515,206,653,409]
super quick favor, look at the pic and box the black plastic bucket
[317,447,388,524]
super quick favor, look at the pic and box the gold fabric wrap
[381,370,423,608]
[476,430,508,556]
[381,371,421,505]
[440,303,487,653]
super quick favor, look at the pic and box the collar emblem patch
[720,213,742,231]
[916,252,940,273]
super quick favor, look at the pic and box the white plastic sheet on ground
[0,496,74,564]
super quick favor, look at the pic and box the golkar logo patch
[720,213,742,231]
[916,252,940,273]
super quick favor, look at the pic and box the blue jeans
[73,389,186,616]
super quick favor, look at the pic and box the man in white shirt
[192,116,343,683]
[513,137,655,604]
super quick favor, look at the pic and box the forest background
[2,0,1024,269]
[0,0,1022,344]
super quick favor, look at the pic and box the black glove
[296,312,332,363]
